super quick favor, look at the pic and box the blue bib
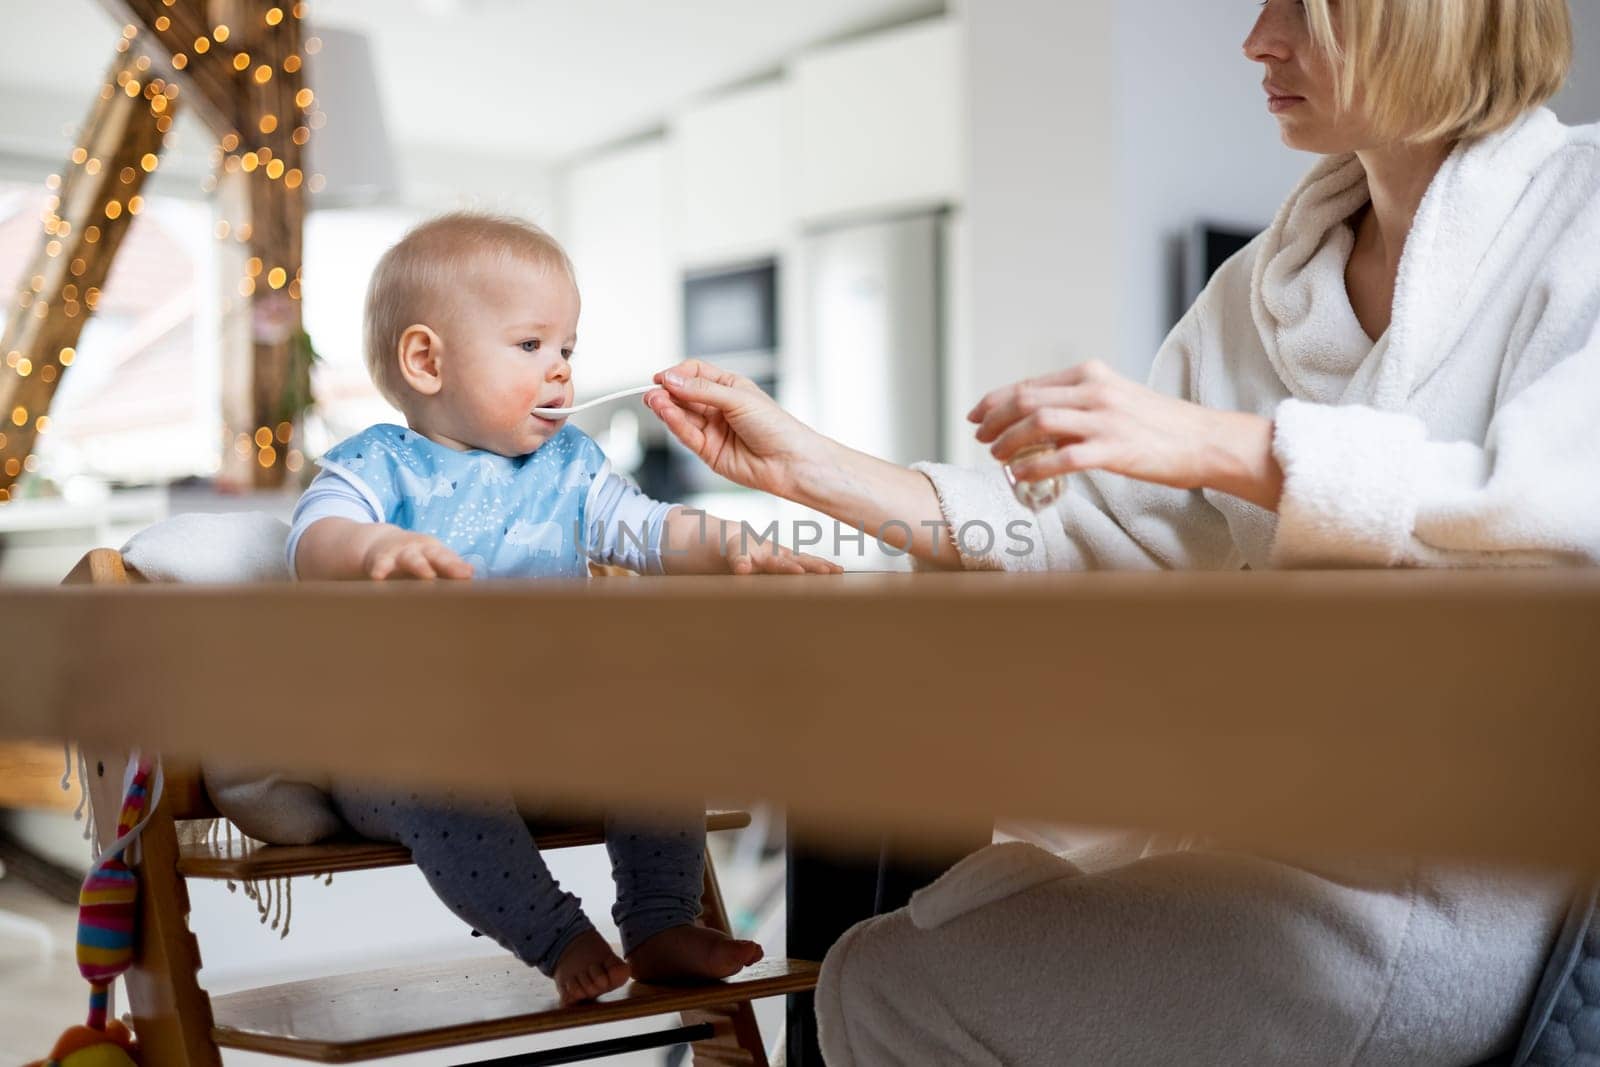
[319,423,606,580]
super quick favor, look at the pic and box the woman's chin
[1276,119,1357,157]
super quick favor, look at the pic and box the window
[0,182,219,486]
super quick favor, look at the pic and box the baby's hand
[361,528,474,581]
[722,525,843,576]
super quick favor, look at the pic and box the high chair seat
[179,811,753,881]
[209,955,821,1062]
[68,547,811,1066]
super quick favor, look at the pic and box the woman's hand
[646,358,961,568]
[970,360,1284,510]
[646,360,823,499]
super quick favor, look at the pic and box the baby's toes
[591,963,618,995]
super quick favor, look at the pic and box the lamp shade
[303,25,399,206]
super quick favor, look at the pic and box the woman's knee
[817,913,893,1067]
[818,909,987,1067]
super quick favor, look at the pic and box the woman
[646,0,1598,1062]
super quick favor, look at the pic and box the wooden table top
[3,569,1598,867]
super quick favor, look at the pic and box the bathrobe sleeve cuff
[909,461,1053,572]
[1269,398,1427,567]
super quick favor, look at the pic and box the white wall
[962,0,1119,435]
[561,139,675,395]
[559,15,966,417]
[790,19,965,224]
[963,0,1600,398]
[1554,0,1600,124]
[670,82,789,268]
[396,145,558,222]
[1112,4,1310,376]
[962,0,1308,400]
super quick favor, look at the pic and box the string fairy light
[3,2,322,499]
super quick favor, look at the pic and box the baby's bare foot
[626,923,764,984]
[552,930,630,1005]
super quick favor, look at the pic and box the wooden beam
[123,0,312,488]
[214,0,310,488]
[43,1,315,493]
[0,49,177,502]
[86,747,223,1067]
[105,0,238,135]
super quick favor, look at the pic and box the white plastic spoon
[533,384,658,417]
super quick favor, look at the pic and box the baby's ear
[397,324,444,396]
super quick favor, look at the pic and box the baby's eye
[561,347,574,361]
[518,338,541,353]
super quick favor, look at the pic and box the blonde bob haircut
[363,212,577,408]
[1305,0,1573,144]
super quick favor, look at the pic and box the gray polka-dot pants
[331,784,705,975]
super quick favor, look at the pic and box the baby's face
[430,262,579,457]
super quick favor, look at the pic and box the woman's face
[1244,0,1374,154]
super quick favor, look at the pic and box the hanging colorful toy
[27,754,163,1067]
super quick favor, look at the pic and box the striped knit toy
[26,756,159,1067]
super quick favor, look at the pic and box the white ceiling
[0,0,942,163]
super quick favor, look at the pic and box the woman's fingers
[1007,440,1116,482]
[654,359,744,417]
[646,388,707,431]
[659,369,745,412]
[966,361,1109,423]
[988,408,1099,462]
[966,363,1094,422]
[974,385,1100,444]
[647,391,709,452]
[656,359,742,389]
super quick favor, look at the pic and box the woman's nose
[1243,3,1292,63]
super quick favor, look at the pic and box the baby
[288,212,837,1003]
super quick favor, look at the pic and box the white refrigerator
[802,210,947,467]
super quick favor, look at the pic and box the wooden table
[0,741,74,812]
[3,569,1599,868]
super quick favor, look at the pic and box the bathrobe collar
[1251,107,1567,409]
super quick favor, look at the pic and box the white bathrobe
[919,107,1600,573]
[816,108,1598,1065]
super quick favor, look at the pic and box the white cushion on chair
[120,511,344,845]
[121,510,292,583]
[202,767,342,846]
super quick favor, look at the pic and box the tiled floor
[0,870,90,1059]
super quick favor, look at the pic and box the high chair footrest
[209,955,821,1062]
[179,810,752,881]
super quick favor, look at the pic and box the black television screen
[683,261,778,359]
[1185,222,1259,308]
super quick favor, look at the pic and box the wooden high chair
[66,548,818,1065]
